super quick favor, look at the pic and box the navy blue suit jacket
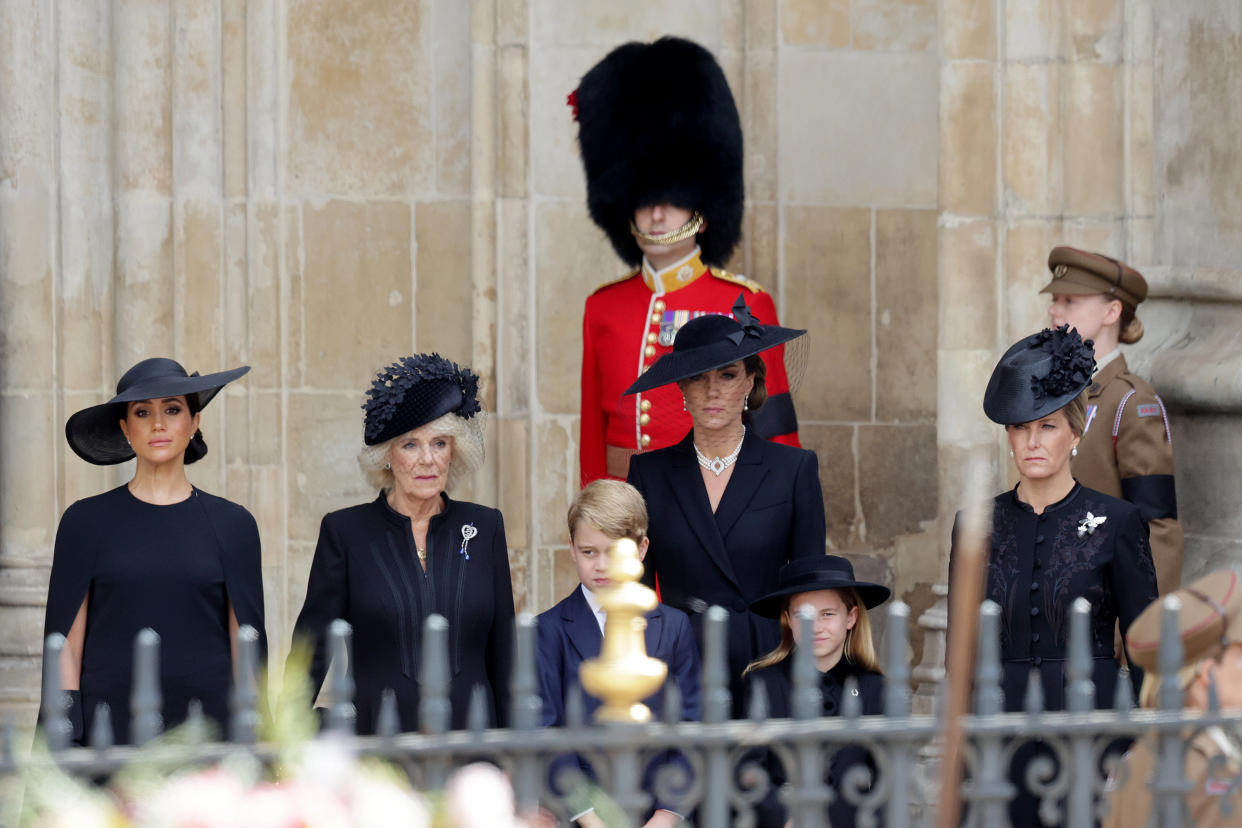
[536,585,702,726]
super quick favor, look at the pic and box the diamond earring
[743,398,749,411]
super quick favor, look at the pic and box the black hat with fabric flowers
[624,293,805,395]
[572,36,743,268]
[751,555,891,618]
[983,325,1096,425]
[363,353,481,446]
[65,358,249,465]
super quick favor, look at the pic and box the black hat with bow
[751,555,891,618]
[572,36,744,268]
[65,358,249,465]
[983,325,1096,425]
[624,293,805,395]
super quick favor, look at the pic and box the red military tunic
[580,249,800,485]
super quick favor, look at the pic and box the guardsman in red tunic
[572,37,800,485]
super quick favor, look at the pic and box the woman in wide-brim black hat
[951,325,1158,827]
[290,353,515,735]
[42,358,266,746]
[740,555,890,827]
[624,293,827,719]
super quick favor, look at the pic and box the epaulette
[709,266,765,293]
[591,269,640,295]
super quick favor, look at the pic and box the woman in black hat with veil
[625,294,825,718]
[43,358,265,745]
[950,325,1158,826]
[291,353,514,734]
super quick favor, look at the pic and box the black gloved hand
[65,689,85,746]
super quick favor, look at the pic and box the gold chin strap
[630,211,705,246]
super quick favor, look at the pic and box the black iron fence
[7,597,1242,826]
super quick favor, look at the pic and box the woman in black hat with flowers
[291,354,514,734]
[951,326,1158,826]
[742,555,890,827]
[625,294,825,718]
[42,358,265,745]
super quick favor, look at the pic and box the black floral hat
[624,293,805,395]
[66,358,249,465]
[363,353,481,446]
[983,325,1096,425]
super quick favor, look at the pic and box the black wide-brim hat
[574,36,743,267]
[751,555,891,619]
[983,325,1096,425]
[65,358,249,465]
[624,293,805,395]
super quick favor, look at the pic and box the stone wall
[1,0,1239,729]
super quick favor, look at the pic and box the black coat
[291,493,514,734]
[950,482,1158,712]
[744,657,886,828]
[627,429,826,717]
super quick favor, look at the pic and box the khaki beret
[1039,246,1148,308]
[1126,569,1242,672]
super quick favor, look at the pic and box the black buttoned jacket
[292,493,514,733]
[950,483,1158,711]
[628,429,827,717]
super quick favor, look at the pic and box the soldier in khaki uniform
[1042,246,1183,593]
[1103,570,1242,827]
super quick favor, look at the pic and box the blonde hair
[743,587,882,676]
[568,480,648,543]
[357,412,485,493]
[1119,304,1144,344]
[1138,661,1201,710]
[1061,389,1089,437]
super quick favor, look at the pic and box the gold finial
[579,538,668,724]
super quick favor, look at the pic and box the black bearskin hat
[574,36,743,268]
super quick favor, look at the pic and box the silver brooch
[459,523,477,559]
[1077,512,1107,537]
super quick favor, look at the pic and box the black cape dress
[42,485,267,744]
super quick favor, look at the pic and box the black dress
[744,657,886,827]
[628,430,826,717]
[949,482,1158,826]
[292,493,514,733]
[42,486,267,744]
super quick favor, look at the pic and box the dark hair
[743,354,767,412]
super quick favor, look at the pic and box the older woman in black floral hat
[950,326,1158,827]
[292,354,514,734]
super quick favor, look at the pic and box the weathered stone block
[739,202,779,297]
[415,200,473,365]
[114,195,174,369]
[497,0,529,44]
[1065,0,1122,62]
[508,546,531,614]
[0,394,57,555]
[301,200,413,391]
[940,62,996,216]
[1005,0,1062,62]
[939,220,997,350]
[499,46,529,199]
[434,0,471,196]
[783,206,872,422]
[942,0,995,60]
[1002,63,1062,216]
[1175,415,1242,541]
[497,198,531,415]
[853,0,936,52]
[780,0,849,48]
[531,46,598,199]
[0,195,54,389]
[744,0,778,49]
[799,424,857,551]
[1002,219,1060,341]
[175,200,223,376]
[781,51,937,207]
[286,391,374,544]
[287,0,432,195]
[247,203,284,389]
[937,349,997,447]
[114,0,172,193]
[858,424,938,546]
[1127,63,1154,217]
[876,209,938,422]
[742,49,777,203]
[534,202,618,416]
[1063,63,1124,216]
[497,416,530,543]
[0,605,42,657]
[534,419,573,547]
[532,0,720,45]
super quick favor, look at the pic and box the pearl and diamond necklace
[694,427,746,476]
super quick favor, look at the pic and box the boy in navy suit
[536,480,701,827]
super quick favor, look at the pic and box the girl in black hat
[743,556,890,828]
[952,326,1158,826]
[291,354,514,734]
[43,358,265,745]
[624,294,826,718]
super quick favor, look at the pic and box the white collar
[580,583,606,618]
[1093,348,1121,375]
